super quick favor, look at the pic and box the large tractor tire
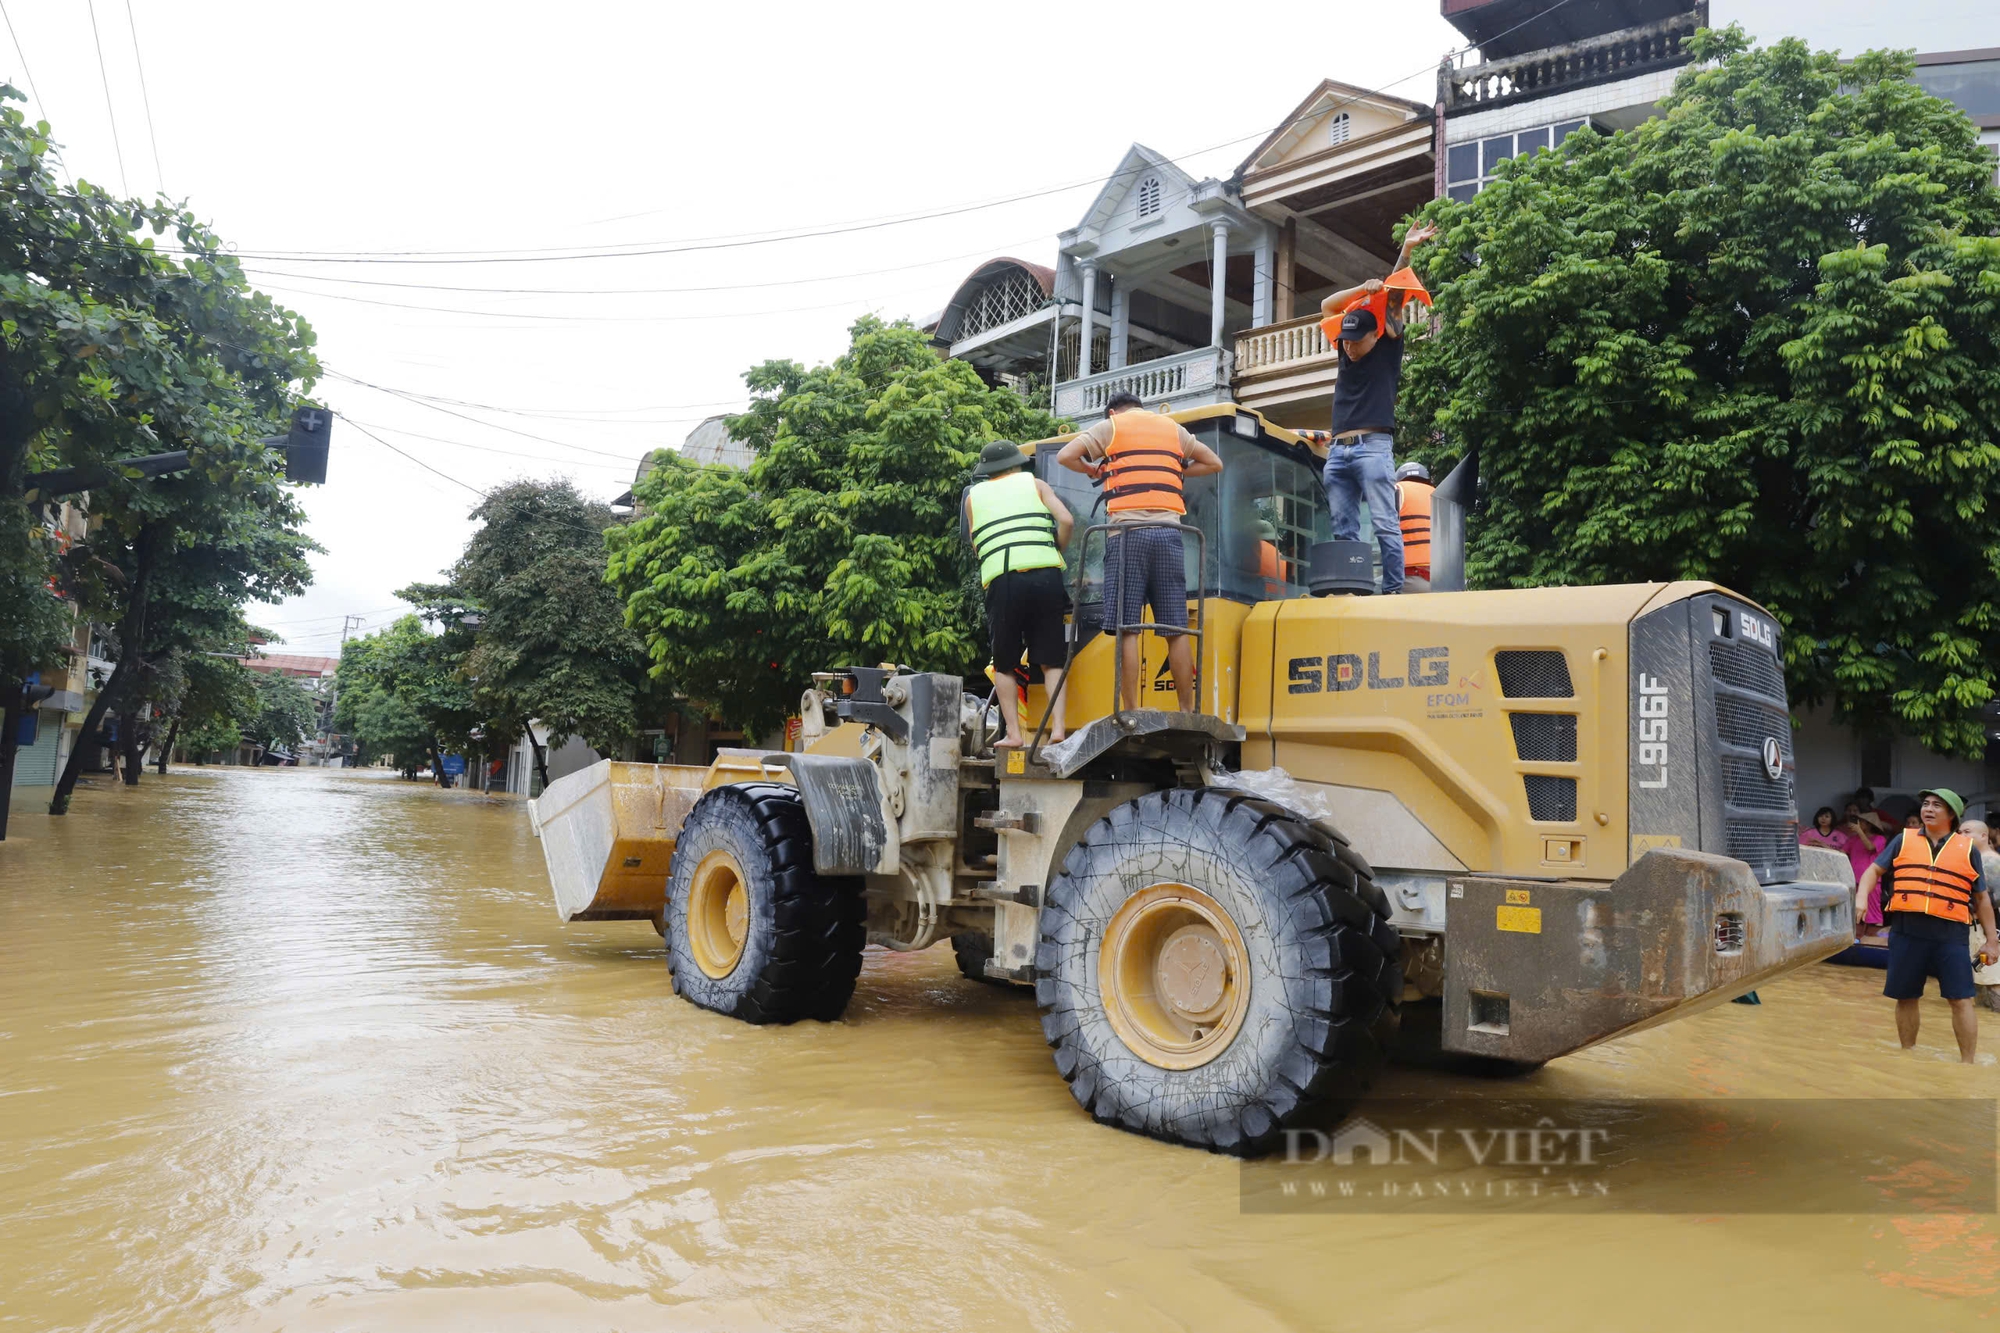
[950,931,1009,987]
[664,782,864,1024]
[1036,788,1402,1155]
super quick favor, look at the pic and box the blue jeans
[1321,432,1404,594]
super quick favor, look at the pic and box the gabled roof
[1071,143,1197,237]
[1236,79,1434,179]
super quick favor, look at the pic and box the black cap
[1339,308,1379,340]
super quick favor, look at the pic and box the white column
[1109,280,1130,370]
[1252,224,1274,329]
[1209,222,1230,348]
[1077,262,1098,380]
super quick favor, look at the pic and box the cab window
[1035,423,1327,614]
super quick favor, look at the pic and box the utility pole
[320,614,364,767]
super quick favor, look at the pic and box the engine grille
[1706,614,1798,883]
[1496,650,1574,698]
[1721,755,1795,811]
[1715,694,1792,758]
[1524,774,1578,822]
[1727,821,1800,873]
[1710,639,1786,699]
[1509,712,1578,763]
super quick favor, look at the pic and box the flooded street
[2,766,1996,1330]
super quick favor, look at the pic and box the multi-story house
[8,501,96,793]
[927,81,1437,431]
[1437,0,1707,205]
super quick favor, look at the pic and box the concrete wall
[1710,1,1991,56]
[506,727,600,797]
[1793,704,1994,822]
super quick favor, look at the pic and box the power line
[253,605,405,628]
[83,0,127,195]
[157,125,1280,267]
[122,0,163,192]
[340,417,646,471]
[250,274,940,324]
[328,371,678,460]
[341,417,484,495]
[332,385,746,422]
[338,418,647,555]
[324,370,747,421]
[0,1,49,124]
[239,233,1048,298]
[151,38,1516,271]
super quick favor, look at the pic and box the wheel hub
[1156,925,1228,1020]
[1100,883,1251,1070]
[687,849,750,979]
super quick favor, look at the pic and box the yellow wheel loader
[534,405,1852,1155]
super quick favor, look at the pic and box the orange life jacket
[1887,829,1978,924]
[1319,267,1432,345]
[1103,410,1186,515]
[1258,540,1282,597]
[1397,479,1434,574]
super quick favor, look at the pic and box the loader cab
[1033,404,1330,635]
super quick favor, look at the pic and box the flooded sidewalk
[1,767,1995,1330]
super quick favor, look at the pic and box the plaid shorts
[1101,525,1189,636]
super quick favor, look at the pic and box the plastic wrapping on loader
[532,759,710,922]
[1206,766,1343,837]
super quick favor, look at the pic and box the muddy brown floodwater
[2,766,1997,1330]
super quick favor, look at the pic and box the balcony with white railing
[1439,9,1703,115]
[1231,313,1338,427]
[1052,345,1233,420]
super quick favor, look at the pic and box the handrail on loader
[1027,518,1208,760]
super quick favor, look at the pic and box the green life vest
[967,471,1063,587]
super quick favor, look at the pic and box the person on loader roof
[1054,393,1223,713]
[963,440,1074,749]
[1316,220,1438,595]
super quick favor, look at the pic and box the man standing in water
[1855,789,1999,1061]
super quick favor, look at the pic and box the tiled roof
[241,653,339,677]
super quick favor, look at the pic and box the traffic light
[285,406,331,484]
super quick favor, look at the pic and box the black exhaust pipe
[1428,448,1477,593]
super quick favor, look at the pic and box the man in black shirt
[1317,221,1437,594]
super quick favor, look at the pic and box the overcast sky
[4,1,1987,658]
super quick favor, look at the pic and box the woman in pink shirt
[1836,813,1887,933]
[1800,807,1848,851]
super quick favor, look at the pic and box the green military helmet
[1920,787,1966,820]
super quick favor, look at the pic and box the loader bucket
[532,760,710,921]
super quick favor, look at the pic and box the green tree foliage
[0,83,320,807]
[333,616,476,777]
[174,655,259,762]
[607,317,1065,734]
[1399,31,2000,755]
[404,480,647,784]
[246,669,317,754]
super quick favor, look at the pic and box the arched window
[1136,175,1162,217]
[1327,112,1351,146]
